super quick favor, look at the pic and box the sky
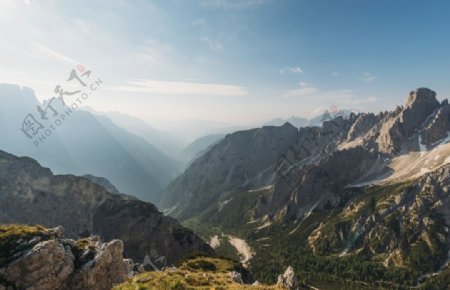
[1,0,450,128]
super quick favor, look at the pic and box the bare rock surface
[0,226,133,290]
[276,266,298,289]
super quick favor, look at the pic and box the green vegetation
[416,266,450,290]
[250,216,417,289]
[181,180,450,289]
[114,257,281,290]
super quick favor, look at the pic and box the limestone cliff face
[0,225,133,290]
[0,151,213,265]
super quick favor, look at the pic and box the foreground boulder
[0,225,133,290]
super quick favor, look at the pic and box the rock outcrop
[0,225,133,290]
[276,266,298,289]
[230,271,244,284]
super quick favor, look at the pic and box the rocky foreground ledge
[0,225,135,290]
[0,224,301,290]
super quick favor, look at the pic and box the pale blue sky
[1,0,449,126]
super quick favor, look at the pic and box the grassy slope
[114,257,281,290]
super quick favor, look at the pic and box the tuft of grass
[72,237,98,270]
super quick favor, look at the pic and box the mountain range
[159,88,450,288]
[3,85,450,289]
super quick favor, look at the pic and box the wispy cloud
[136,39,172,66]
[0,43,43,59]
[283,81,317,97]
[111,79,247,96]
[283,82,377,105]
[331,72,340,77]
[349,96,377,104]
[362,72,375,82]
[202,37,223,51]
[32,42,79,64]
[280,66,303,74]
[199,0,271,9]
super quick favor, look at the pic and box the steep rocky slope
[0,150,213,266]
[161,88,450,289]
[160,123,299,220]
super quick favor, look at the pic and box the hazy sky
[1,0,450,126]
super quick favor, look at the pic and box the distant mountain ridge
[179,110,355,167]
[86,109,183,159]
[264,116,308,128]
[0,83,179,202]
[160,88,444,221]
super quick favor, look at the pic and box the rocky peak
[401,87,440,135]
[376,88,441,154]
[405,87,438,108]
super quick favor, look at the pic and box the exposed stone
[276,266,297,289]
[66,239,133,290]
[377,87,440,154]
[3,239,74,290]
[230,271,243,284]
[252,280,261,286]
[0,226,134,290]
[421,102,450,146]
